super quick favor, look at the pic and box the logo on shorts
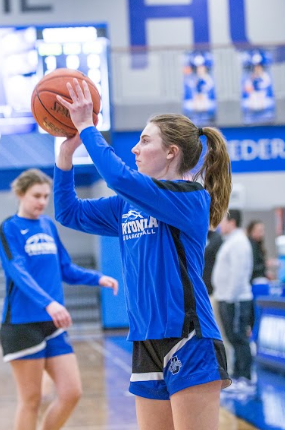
[63,332,71,346]
[169,356,182,375]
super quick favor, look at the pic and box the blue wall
[100,236,128,329]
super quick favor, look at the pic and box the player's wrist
[77,122,94,134]
[56,151,73,171]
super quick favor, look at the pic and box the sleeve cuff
[80,126,97,140]
[54,163,74,176]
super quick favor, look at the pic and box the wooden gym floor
[0,330,259,430]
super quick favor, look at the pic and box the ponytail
[148,114,232,227]
[193,127,232,228]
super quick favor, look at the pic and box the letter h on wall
[128,0,248,68]
[128,0,210,68]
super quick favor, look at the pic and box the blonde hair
[11,169,52,196]
[149,114,232,228]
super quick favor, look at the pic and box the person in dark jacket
[203,229,223,295]
[246,220,269,341]
[246,220,267,282]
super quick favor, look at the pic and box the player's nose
[131,143,139,154]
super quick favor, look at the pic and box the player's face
[18,183,51,219]
[220,216,234,235]
[131,123,171,178]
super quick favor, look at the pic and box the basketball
[31,68,101,138]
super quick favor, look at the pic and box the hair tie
[198,128,204,136]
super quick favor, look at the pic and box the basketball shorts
[129,330,231,400]
[0,321,73,362]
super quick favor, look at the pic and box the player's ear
[166,145,180,160]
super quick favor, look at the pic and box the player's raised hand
[57,79,94,133]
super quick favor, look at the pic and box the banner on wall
[222,126,285,173]
[192,126,285,174]
[240,50,275,124]
[182,51,216,126]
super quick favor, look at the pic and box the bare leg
[170,380,222,430]
[39,353,82,430]
[41,371,54,403]
[10,358,45,430]
[135,396,175,430]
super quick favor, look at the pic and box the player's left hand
[99,276,119,295]
[60,133,82,157]
[55,132,82,171]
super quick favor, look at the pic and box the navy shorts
[129,330,231,400]
[0,321,73,362]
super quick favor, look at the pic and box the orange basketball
[31,68,100,138]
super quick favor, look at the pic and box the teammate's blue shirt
[0,214,103,324]
[54,126,222,341]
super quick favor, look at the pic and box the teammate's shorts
[129,330,231,400]
[0,321,73,362]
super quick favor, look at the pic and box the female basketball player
[54,79,232,430]
[0,168,118,430]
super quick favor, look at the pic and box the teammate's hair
[246,219,263,237]
[11,169,52,196]
[246,219,266,256]
[149,114,232,228]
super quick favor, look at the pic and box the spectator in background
[212,209,254,389]
[246,220,267,283]
[203,229,223,296]
[246,220,271,342]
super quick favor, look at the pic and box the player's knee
[72,384,82,404]
[20,391,42,412]
[61,383,82,407]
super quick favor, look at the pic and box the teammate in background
[0,168,118,430]
[54,79,232,430]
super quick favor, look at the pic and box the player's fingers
[63,315,72,328]
[52,315,60,328]
[82,80,92,102]
[72,78,85,102]
[52,308,69,328]
[56,94,71,109]
[66,81,79,103]
[105,278,118,295]
[61,309,72,327]
[112,280,118,295]
[58,312,71,328]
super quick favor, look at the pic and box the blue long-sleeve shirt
[54,126,222,341]
[0,214,103,324]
